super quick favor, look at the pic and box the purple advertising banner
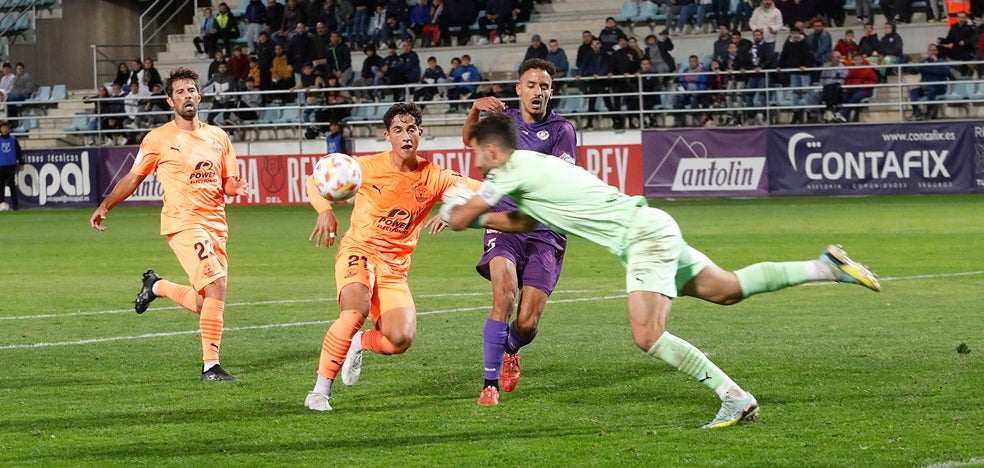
[97,146,164,206]
[767,122,973,196]
[642,128,769,198]
[970,122,984,193]
[14,148,100,208]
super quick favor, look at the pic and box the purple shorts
[475,230,567,295]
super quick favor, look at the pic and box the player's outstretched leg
[478,386,500,406]
[341,330,364,386]
[819,244,881,292]
[305,391,333,411]
[134,270,161,314]
[500,353,522,393]
[702,393,759,429]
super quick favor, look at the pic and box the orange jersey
[339,151,476,273]
[131,120,239,236]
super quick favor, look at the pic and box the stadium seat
[24,85,50,103]
[49,84,67,102]
[62,112,89,132]
[10,11,28,33]
[632,1,660,23]
[942,77,973,102]
[341,103,371,124]
[0,13,15,33]
[11,117,37,133]
[270,107,301,124]
[615,1,639,23]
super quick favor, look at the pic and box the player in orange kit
[90,67,248,381]
[304,102,481,411]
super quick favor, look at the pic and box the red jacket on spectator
[844,59,878,94]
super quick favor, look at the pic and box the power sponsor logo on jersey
[189,160,219,185]
[377,208,412,235]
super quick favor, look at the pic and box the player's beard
[175,100,198,121]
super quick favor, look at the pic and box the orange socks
[361,328,402,355]
[155,280,202,313]
[318,310,366,380]
[200,298,224,363]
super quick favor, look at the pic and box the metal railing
[9,59,984,145]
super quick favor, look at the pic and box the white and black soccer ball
[312,153,362,202]
[0,201,10,212]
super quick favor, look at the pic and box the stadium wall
[8,122,983,210]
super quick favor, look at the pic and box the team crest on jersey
[412,184,429,202]
[211,140,223,155]
[536,130,550,141]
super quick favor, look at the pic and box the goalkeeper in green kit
[439,114,881,429]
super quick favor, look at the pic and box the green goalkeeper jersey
[479,150,649,257]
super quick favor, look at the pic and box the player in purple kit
[461,58,577,406]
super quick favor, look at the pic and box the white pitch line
[0,294,626,351]
[922,457,984,468]
[0,289,607,322]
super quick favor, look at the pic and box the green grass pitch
[0,194,981,466]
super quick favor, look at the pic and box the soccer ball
[312,153,362,202]
[0,202,9,212]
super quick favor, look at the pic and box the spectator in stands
[327,30,354,86]
[749,0,782,52]
[878,0,895,24]
[877,22,905,76]
[317,0,340,31]
[776,0,817,26]
[710,0,731,29]
[265,0,285,38]
[379,43,402,91]
[546,39,570,79]
[478,0,517,45]
[324,121,348,154]
[194,7,218,59]
[673,55,708,126]
[83,86,112,146]
[598,16,624,51]
[731,28,752,54]
[5,62,37,119]
[421,0,448,47]
[287,22,315,102]
[733,0,753,32]
[392,40,422,101]
[123,80,151,129]
[855,0,873,23]
[204,60,240,125]
[292,62,326,121]
[207,50,227,79]
[896,0,936,23]
[226,47,250,86]
[838,53,878,122]
[637,58,662,126]
[813,50,849,122]
[628,36,646,57]
[742,29,776,123]
[408,0,430,44]
[247,56,261,85]
[414,55,448,102]
[713,25,733,63]
[611,34,640,128]
[141,82,170,128]
[937,12,977,64]
[645,32,677,89]
[214,2,239,57]
[776,26,813,124]
[382,0,411,45]
[575,30,595,76]
[350,0,372,48]
[317,74,353,126]
[673,0,701,36]
[368,4,387,49]
[142,58,163,90]
[351,44,384,100]
[128,58,145,86]
[705,59,733,122]
[807,18,833,68]
[444,0,478,46]
[0,63,14,101]
[524,34,548,61]
[103,82,127,145]
[337,2,357,40]
[858,22,879,57]
[278,0,308,42]
[577,38,614,129]
[232,77,264,124]
[446,54,482,112]
[270,42,295,101]
[113,62,131,89]
[256,31,275,90]
[819,0,846,26]
[311,21,333,77]
[833,30,858,62]
[908,44,950,120]
[244,0,267,54]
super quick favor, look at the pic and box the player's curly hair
[164,67,200,97]
[383,102,423,129]
[468,113,519,151]
[517,58,556,80]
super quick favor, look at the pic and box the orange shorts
[334,247,415,323]
[167,228,228,292]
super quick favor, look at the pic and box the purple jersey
[476,108,576,289]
